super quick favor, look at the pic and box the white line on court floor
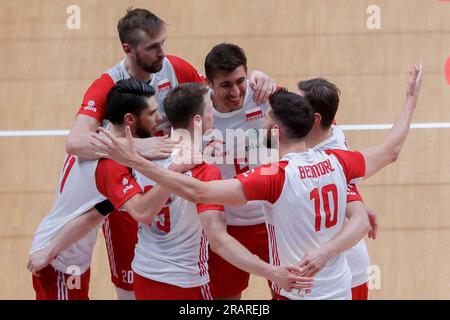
[0,123,450,137]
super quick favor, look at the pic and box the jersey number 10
[310,184,338,232]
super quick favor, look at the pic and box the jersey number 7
[60,155,76,193]
[310,184,338,232]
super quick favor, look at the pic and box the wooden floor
[1,0,449,299]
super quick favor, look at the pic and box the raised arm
[361,64,423,178]
[200,210,313,292]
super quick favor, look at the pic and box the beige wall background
[0,0,449,299]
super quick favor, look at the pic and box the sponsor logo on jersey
[241,168,255,177]
[122,184,134,194]
[83,100,97,113]
[157,79,172,92]
[245,107,263,122]
[347,184,357,196]
[122,178,134,194]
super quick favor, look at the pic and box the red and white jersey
[30,156,144,274]
[313,125,370,287]
[211,82,270,226]
[132,160,224,288]
[30,156,105,274]
[236,149,366,300]
[312,125,349,151]
[77,55,205,135]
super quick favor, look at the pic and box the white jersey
[313,125,370,287]
[106,57,179,135]
[236,149,366,299]
[30,155,105,274]
[132,159,224,288]
[211,82,270,226]
[79,55,204,135]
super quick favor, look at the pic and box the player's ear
[191,114,203,143]
[271,124,280,137]
[314,113,322,126]
[123,113,135,126]
[122,43,133,57]
[193,114,202,125]
[206,78,214,89]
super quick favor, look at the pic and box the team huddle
[27,8,423,300]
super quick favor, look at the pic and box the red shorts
[102,210,138,291]
[208,223,270,298]
[32,265,90,300]
[134,273,214,300]
[351,282,369,300]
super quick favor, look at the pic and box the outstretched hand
[91,126,142,168]
[406,63,423,100]
[137,136,176,160]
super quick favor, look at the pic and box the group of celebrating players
[26,8,423,300]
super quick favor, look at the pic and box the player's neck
[306,126,333,148]
[109,125,126,138]
[279,140,308,157]
[173,127,197,149]
[124,57,153,82]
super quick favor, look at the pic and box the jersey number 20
[310,184,338,232]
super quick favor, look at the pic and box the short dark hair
[204,43,247,81]
[298,78,340,128]
[268,91,314,139]
[106,79,155,125]
[117,8,166,47]
[163,83,209,129]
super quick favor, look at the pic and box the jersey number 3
[144,185,171,233]
[310,184,338,232]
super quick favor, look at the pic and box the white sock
[114,286,136,300]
